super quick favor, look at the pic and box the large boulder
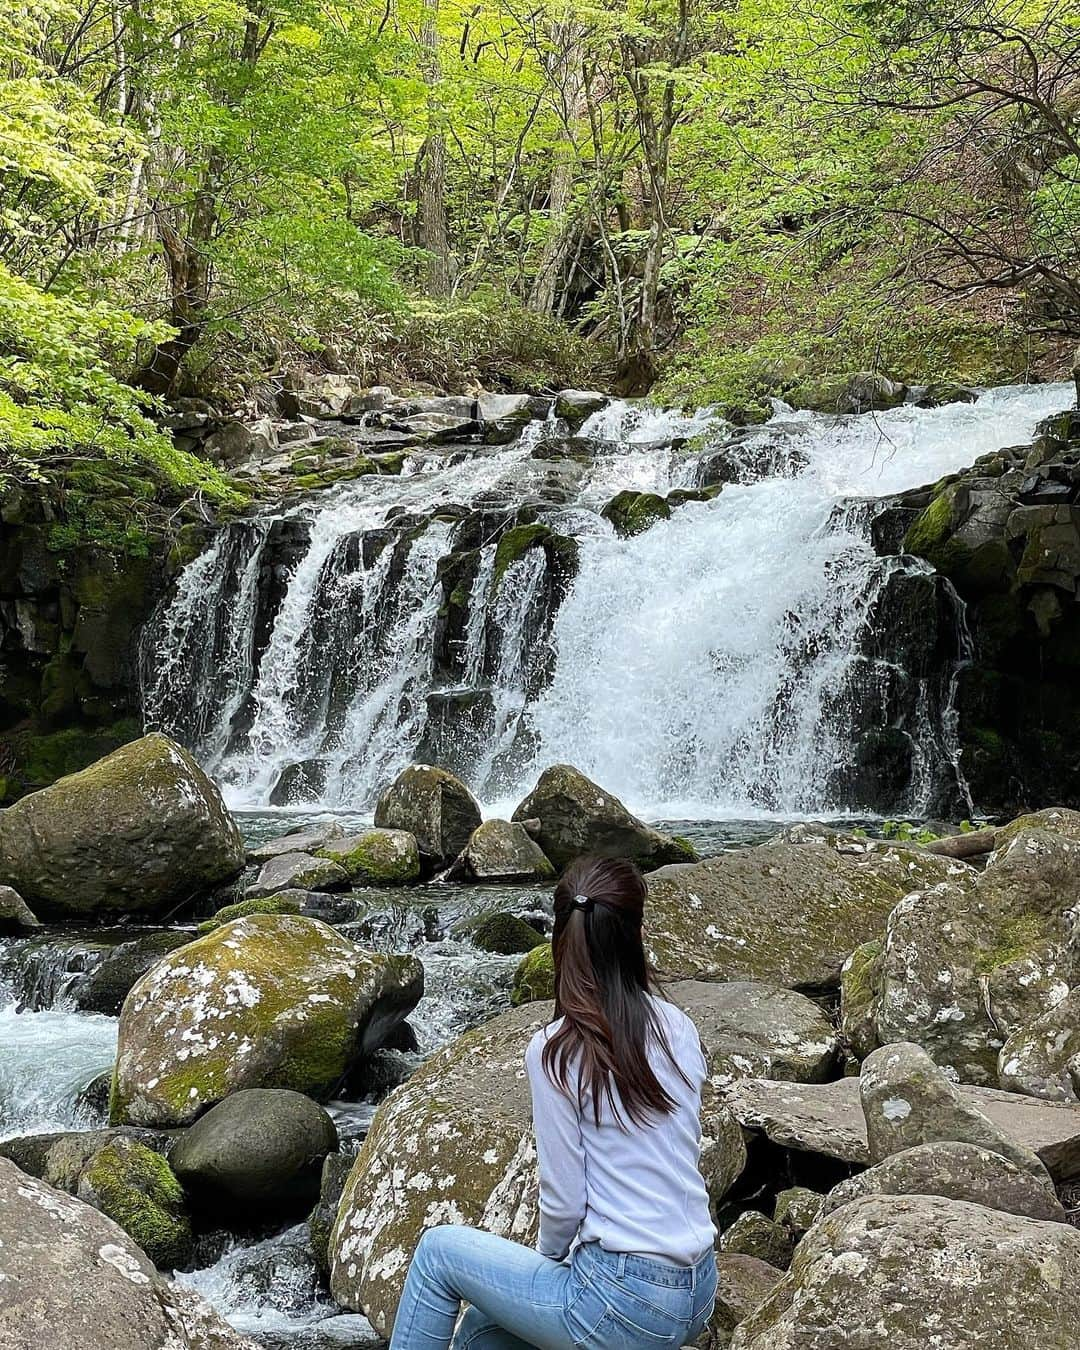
[169,1088,337,1215]
[712,1255,784,1348]
[0,734,244,919]
[316,828,421,886]
[730,1193,1080,1350]
[822,1140,1066,1223]
[874,814,1080,1083]
[511,943,554,1005]
[247,823,344,863]
[668,981,839,1086]
[645,837,967,990]
[511,764,696,871]
[454,819,555,883]
[860,1041,1053,1185]
[76,1136,193,1268]
[0,1157,255,1348]
[111,914,423,1127]
[329,1000,746,1334]
[374,765,482,867]
[1000,986,1080,1102]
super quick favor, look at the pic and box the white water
[146,382,1074,817]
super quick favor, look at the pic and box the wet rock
[0,1157,255,1348]
[0,1127,174,1190]
[875,814,1080,1082]
[554,390,608,427]
[668,981,839,1086]
[77,1135,193,1267]
[268,759,328,806]
[511,942,554,1004]
[730,1193,1080,1350]
[645,837,966,991]
[999,988,1080,1101]
[717,1211,793,1269]
[914,382,979,409]
[455,911,547,955]
[315,828,421,886]
[478,393,552,442]
[822,1140,1066,1222]
[328,1000,746,1333]
[111,915,424,1127]
[374,764,482,868]
[861,1042,1053,1185]
[248,824,345,863]
[724,1073,1080,1181]
[196,892,308,934]
[601,490,671,538]
[839,939,882,1060]
[309,1152,355,1277]
[169,1089,338,1216]
[772,1187,824,1236]
[77,1069,114,1118]
[0,883,40,932]
[711,1254,783,1348]
[72,930,190,1016]
[455,819,556,883]
[247,851,349,898]
[511,764,696,871]
[789,370,907,414]
[0,733,244,919]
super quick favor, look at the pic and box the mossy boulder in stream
[601,490,671,538]
[511,942,554,1004]
[316,828,421,885]
[374,765,482,868]
[329,999,746,1334]
[77,1136,193,1268]
[111,914,424,1127]
[0,733,244,919]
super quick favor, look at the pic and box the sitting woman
[390,854,717,1350]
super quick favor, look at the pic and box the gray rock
[0,1128,174,1189]
[0,1157,255,1347]
[511,764,696,871]
[374,764,482,867]
[839,939,881,1060]
[645,837,966,990]
[477,393,552,441]
[717,1211,793,1269]
[668,981,839,1086]
[860,1042,1053,1186]
[309,1152,355,1277]
[247,851,349,898]
[247,823,345,863]
[554,389,608,426]
[711,1254,783,1348]
[457,819,555,883]
[72,930,191,1016]
[730,1192,1080,1350]
[75,1135,193,1267]
[169,1089,338,1215]
[823,1140,1066,1222]
[724,1072,1080,1181]
[772,1187,824,1235]
[0,734,244,920]
[999,987,1080,1101]
[204,421,266,464]
[0,883,40,931]
[875,814,1080,1083]
[329,999,746,1334]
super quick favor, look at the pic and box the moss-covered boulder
[456,911,547,955]
[874,817,1080,1083]
[168,1089,338,1217]
[0,733,244,919]
[731,1193,1080,1350]
[111,914,424,1127]
[645,836,967,991]
[316,828,421,886]
[77,1136,192,1268]
[788,370,907,414]
[0,1157,255,1349]
[511,764,697,871]
[840,939,883,1060]
[328,999,746,1334]
[197,892,305,935]
[511,942,554,1005]
[309,1151,354,1278]
[601,490,671,538]
[374,764,482,868]
[717,1211,793,1270]
[457,819,555,883]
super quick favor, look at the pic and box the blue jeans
[389,1226,718,1350]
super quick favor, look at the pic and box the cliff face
[877,406,1080,814]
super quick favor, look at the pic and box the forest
[2,0,1078,506]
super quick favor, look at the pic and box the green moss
[81,1139,191,1268]
[601,491,672,539]
[903,491,966,573]
[973,913,1047,975]
[511,942,555,1005]
[494,524,552,587]
[197,892,303,934]
[667,835,699,862]
[291,451,406,491]
[18,720,140,792]
[317,830,420,886]
[460,911,547,955]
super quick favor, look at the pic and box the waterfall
[144,382,1074,817]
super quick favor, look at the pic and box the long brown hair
[542,854,683,1127]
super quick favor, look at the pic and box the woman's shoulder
[526,1016,565,1063]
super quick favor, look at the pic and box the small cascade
[144,382,1075,817]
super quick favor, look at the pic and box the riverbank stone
[0,884,40,931]
[72,929,191,1016]
[374,764,482,867]
[76,1135,193,1268]
[169,1089,338,1216]
[999,986,1080,1102]
[511,764,697,870]
[111,914,423,1127]
[247,851,349,898]
[0,733,244,919]
[457,911,547,955]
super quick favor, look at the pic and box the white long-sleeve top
[524,994,717,1265]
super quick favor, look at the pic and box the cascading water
[144,382,1074,817]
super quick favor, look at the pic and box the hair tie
[573,893,594,913]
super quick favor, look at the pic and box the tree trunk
[418,0,452,297]
[529,25,584,315]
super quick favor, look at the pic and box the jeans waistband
[576,1241,714,1289]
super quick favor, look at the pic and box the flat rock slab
[726,1075,1080,1181]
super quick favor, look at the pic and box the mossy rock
[197,892,304,935]
[316,828,421,886]
[511,942,554,1005]
[840,939,883,1061]
[77,1137,192,1268]
[458,911,546,956]
[493,523,552,586]
[601,490,672,538]
[111,914,424,1128]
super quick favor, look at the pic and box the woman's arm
[526,1034,587,1261]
